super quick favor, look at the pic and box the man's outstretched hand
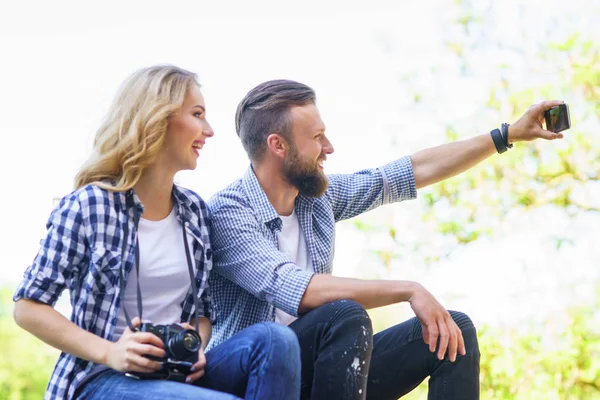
[509,100,565,143]
[408,283,466,362]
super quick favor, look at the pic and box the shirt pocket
[83,247,123,295]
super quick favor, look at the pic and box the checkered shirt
[13,184,215,400]
[207,156,416,349]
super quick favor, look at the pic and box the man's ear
[266,134,288,159]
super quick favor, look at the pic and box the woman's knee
[246,322,300,358]
[263,322,299,347]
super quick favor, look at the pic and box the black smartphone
[544,104,571,133]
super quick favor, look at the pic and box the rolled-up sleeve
[13,194,87,307]
[326,155,417,222]
[209,195,313,317]
[379,155,417,204]
[198,284,216,323]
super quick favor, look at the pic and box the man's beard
[283,145,329,198]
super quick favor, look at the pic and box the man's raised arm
[411,100,564,189]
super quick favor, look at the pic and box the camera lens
[183,334,200,351]
[167,329,201,359]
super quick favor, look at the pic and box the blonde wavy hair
[74,65,200,191]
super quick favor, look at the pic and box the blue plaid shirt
[207,156,416,349]
[13,184,215,400]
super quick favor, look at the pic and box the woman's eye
[193,112,204,118]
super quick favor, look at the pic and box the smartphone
[544,104,571,133]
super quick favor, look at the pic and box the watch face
[545,104,571,133]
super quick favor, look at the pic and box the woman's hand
[104,317,166,374]
[179,322,208,383]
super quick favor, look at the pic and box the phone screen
[545,104,571,133]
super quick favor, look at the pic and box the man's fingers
[540,99,564,111]
[436,323,449,360]
[428,325,439,353]
[422,325,430,345]
[447,322,459,362]
[457,327,466,356]
[539,128,564,140]
[529,100,564,119]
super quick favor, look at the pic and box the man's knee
[321,300,373,343]
[448,310,480,359]
[448,310,476,334]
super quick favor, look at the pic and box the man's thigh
[289,300,373,399]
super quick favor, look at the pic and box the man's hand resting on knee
[408,284,466,362]
[299,275,466,362]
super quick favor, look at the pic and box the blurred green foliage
[421,3,600,256]
[399,295,600,400]
[0,290,56,400]
[355,1,600,265]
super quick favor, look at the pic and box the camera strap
[118,207,200,334]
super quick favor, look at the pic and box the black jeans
[288,300,480,400]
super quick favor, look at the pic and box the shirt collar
[172,184,194,209]
[171,185,198,232]
[122,184,197,225]
[241,166,282,231]
[241,165,317,231]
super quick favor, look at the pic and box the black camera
[544,104,571,133]
[127,323,201,382]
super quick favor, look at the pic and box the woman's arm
[197,316,212,350]
[14,299,166,374]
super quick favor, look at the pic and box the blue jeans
[76,322,301,400]
[289,300,480,400]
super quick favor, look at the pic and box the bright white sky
[1,0,598,330]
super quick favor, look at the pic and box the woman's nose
[203,122,214,137]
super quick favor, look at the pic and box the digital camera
[544,104,571,133]
[127,323,201,382]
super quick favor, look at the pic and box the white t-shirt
[274,210,312,326]
[114,207,194,338]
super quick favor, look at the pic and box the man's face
[283,104,334,197]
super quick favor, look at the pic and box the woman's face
[162,84,214,173]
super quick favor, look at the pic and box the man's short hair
[235,80,316,161]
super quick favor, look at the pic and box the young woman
[13,65,301,400]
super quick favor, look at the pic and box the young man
[207,79,564,400]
